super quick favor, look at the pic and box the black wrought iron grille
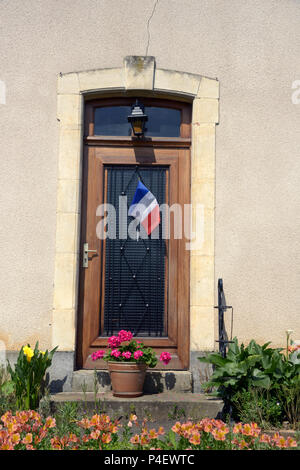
[102,165,167,337]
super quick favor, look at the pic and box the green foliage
[199,337,299,395]
[198,337,300,426]
[166,430,179,450]
[276,378,300,428]
[54,402,80,437]
[6,342,57,410]
[0,365,17,415]
[231,389,283,427]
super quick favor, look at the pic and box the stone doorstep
[46,391,224,426]
[71,370,193,394]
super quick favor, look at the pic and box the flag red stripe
[141,205,160,235]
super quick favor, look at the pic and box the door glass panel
[94,106,132,136]
[94,106,181,137]
[102,165,167,337]
[146,107,180,137]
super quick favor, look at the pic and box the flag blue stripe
[130,180,149,205]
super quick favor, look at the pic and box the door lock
[83,243,97,268]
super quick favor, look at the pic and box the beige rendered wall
[0,0,300,353]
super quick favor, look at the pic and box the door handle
[83,242,97,268]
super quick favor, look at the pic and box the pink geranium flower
[134,350,143,360]
[122,351,132,359]
[111,349,121,358]
[118,330,133,342]
[108,336,121,348]
[159,352,171,365]
[91,350,105,361]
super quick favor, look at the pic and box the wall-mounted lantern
[128,99,148,137]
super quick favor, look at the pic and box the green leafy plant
[198,337,300,426]
[231,389,283,427]
[277,377,300,428]
[55,402,79,437]
[7,342,57,410]
[199,338,281,395]
[0,365,17,414]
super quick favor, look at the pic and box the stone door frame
[53,56,219,368]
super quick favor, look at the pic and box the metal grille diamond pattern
[102,165,167,337]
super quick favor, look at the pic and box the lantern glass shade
[128,100,148,137]
[131,118,143,135]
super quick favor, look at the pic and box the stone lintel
[124,56,155,90]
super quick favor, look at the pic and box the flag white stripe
[128,191,156,219]
[140,199,159,221]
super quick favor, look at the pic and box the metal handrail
[214,278,234,358]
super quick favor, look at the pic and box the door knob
[83,242,97,268]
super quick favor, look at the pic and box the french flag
[128,181,160,235]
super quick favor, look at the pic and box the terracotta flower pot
[108,361,147,397]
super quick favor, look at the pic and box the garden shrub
[198,337,300,427]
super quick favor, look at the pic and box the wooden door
[77,99,191,370]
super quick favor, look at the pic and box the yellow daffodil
[23,345,34,362]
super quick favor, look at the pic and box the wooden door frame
[76,98,191,370]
